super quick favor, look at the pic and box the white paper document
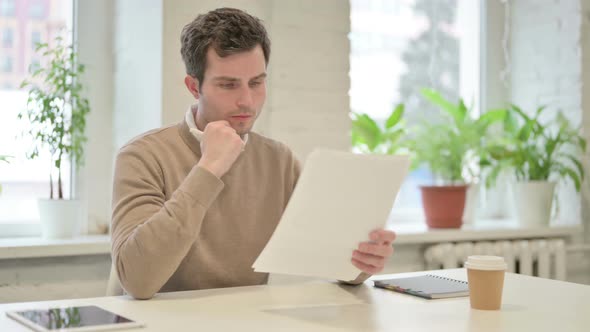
[253,149,410,281]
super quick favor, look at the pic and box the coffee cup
[465,255,507,310]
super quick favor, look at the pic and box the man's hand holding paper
[352,229,396,275]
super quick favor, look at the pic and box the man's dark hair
[180,7,271,87]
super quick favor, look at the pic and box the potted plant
[409,89,506,228]
[19,36,90,238]
[484,105,586,226]
[351,103,406,154]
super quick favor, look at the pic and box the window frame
[0,0,15,17]
[2,28,13,48]
[1,55,12,72]
[0,0,76,238]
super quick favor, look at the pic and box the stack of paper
[253,149,410,281]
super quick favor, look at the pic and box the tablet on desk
[6,305,144,332]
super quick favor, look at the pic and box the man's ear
[184,75,200,99]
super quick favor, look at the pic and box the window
[0,0,73,234]
[1,56,12,72]
[350,0,481,221]
[31,31,41,50]
[0,0,15,17]
[29,0,45,19]
[2,28,13,48]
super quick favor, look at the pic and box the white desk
[1,269,588,332]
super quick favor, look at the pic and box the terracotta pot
[420,185,468,228]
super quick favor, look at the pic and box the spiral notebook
[373,274,469,299]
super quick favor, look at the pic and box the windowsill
[393,218,581,245]
[0,220,580,260]
[0,235,110,260]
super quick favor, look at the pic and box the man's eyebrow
[212,76,240,82]
[250,73,267,80]
[212,73,266,82]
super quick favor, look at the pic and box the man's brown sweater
[111,120,300,299]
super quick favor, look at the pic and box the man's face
[189,45,267,136]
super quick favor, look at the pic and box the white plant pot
[512,181,556,227]
[462,183,480,224]
[38,199,81,239]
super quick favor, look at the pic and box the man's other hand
[351,229,396,274]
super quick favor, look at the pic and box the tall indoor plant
[484,105,586,226]
[409,89,506,228]
[19,36,90,238]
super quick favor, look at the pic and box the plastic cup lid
[464,255,507,271]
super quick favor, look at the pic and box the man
[111,7,396,300]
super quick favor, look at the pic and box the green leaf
[503,111,519,135]
[351,113,382,152]
[579,137,587,152]
[510,104,531,122]
[562,153,585,180]
[457,99,468,123]
[533,105,547,121]
[545,134,560,158]
[477,109,507,130]
[561,166,582,191]
[421,88,463,123]
[35,42,48,51]
[385,103,404,129]
[517,122,533,141]
[385,129,404,146]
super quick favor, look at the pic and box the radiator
[424,239,566,280]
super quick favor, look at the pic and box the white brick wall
[75,0,114,233]
[113,0,163,149]
[267,1,350,160]
[510,0,583,225]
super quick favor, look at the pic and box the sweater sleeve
[110,143,224,299]
[292,156,302,190]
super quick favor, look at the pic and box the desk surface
[1,269,588,332]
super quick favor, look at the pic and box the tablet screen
[8,305,140,331]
